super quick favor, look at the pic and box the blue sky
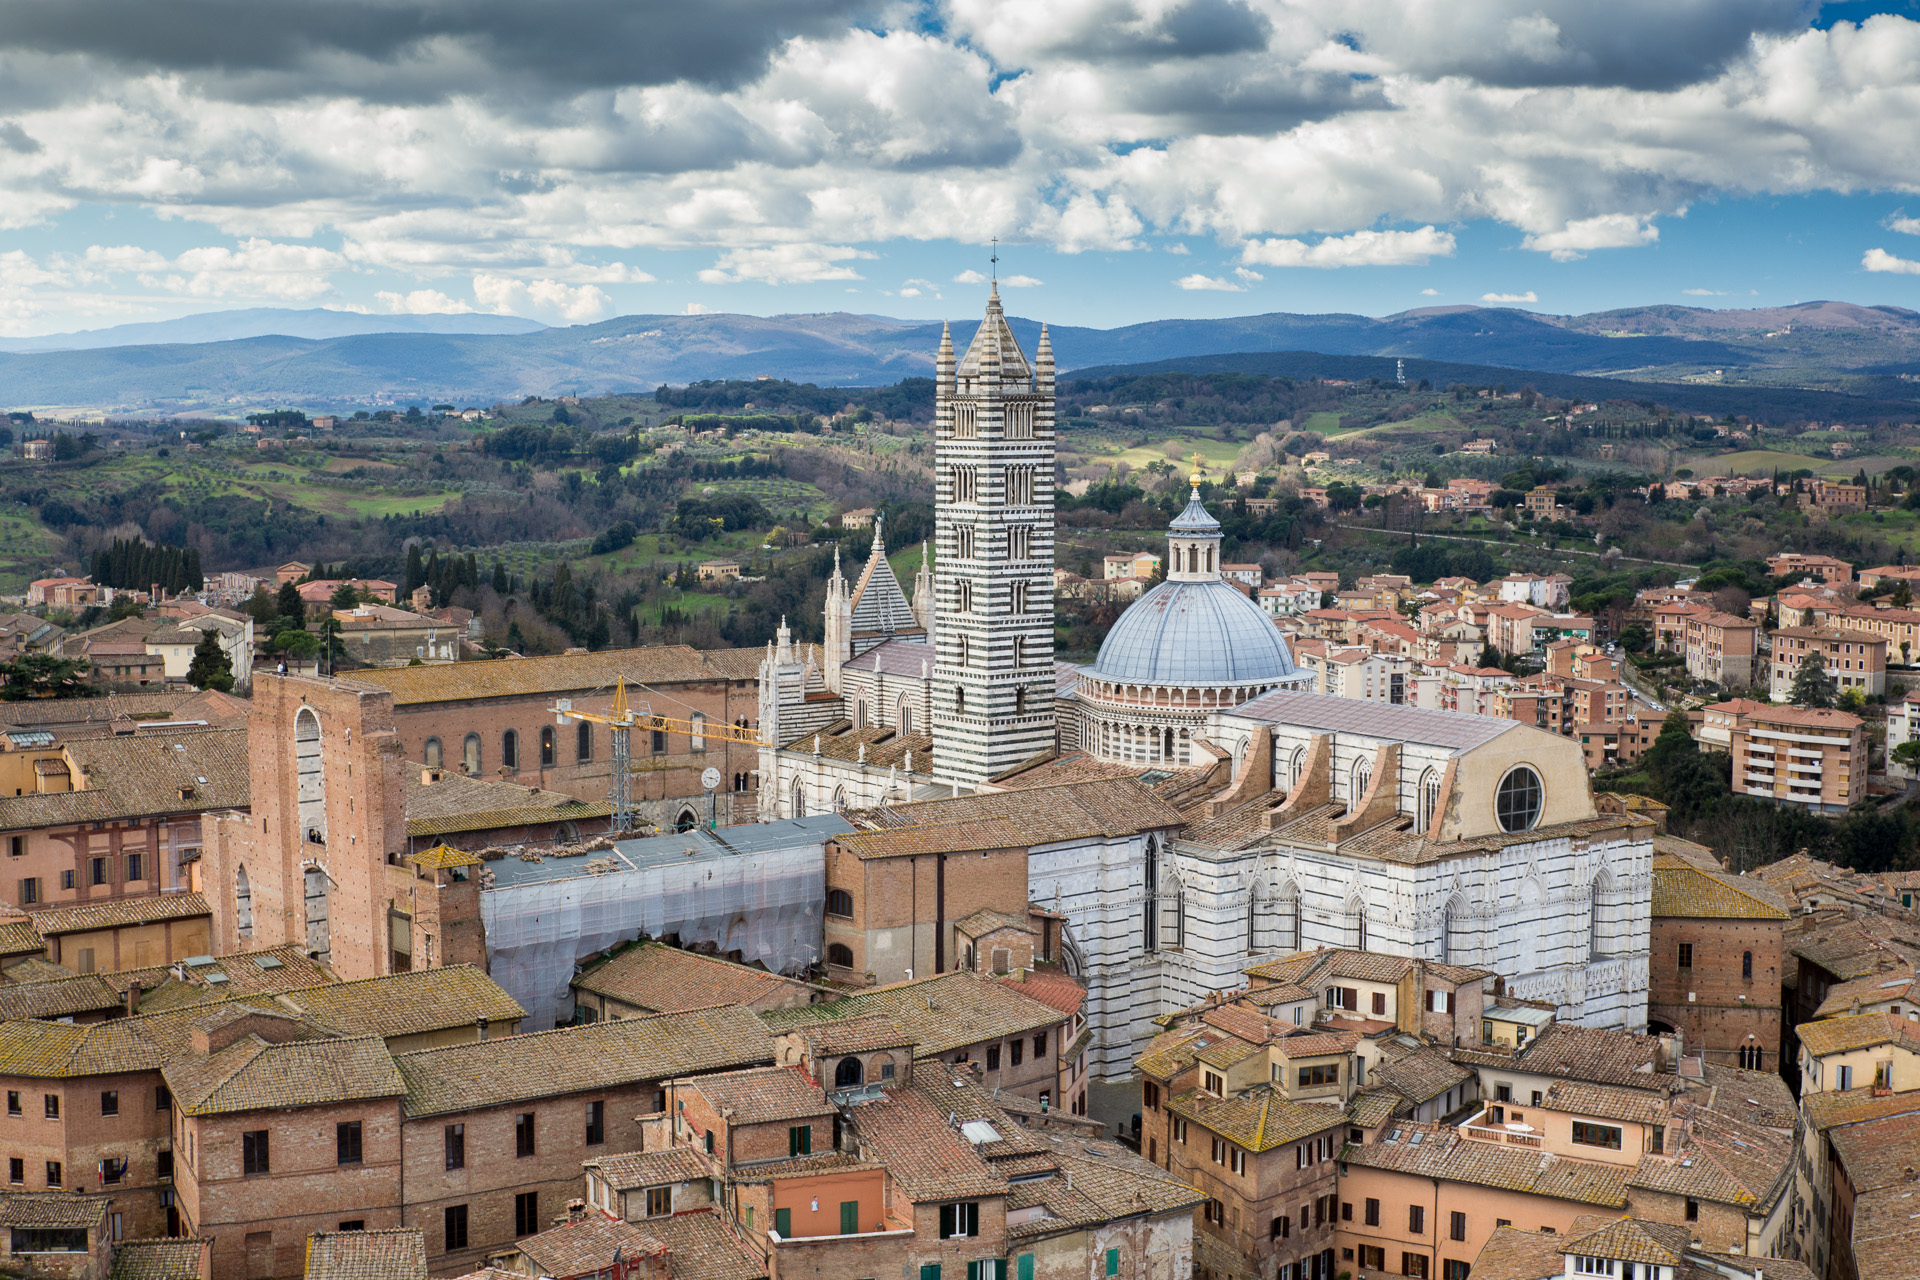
[4,1,1920,334]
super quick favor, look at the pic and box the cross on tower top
[990,237,998,285]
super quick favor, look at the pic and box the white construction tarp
[480,819,839,1028]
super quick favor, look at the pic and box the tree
[329,582,361,612]
[242,584,278,627]
[1642,710,1728,829]
[1789,651,1838,709]
[272,629,320,662]
[1893,740,1920,774]
[0,654,97,700]
[491,561,509,594]
[185,631,234,693]
[276,581,305,620]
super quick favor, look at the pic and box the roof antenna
[990,237,999,288]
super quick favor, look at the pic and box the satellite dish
[701,767,721,792]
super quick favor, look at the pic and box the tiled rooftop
[108,1238,210,1280]
[302,1228,428,1280]
[1165,1085,1347,1151]
[759,970,1064,1060]
[351,646,763,705]
[0,730,249,830]
[30,892,211,936]
[572,941,813,1014]
[1652,859,1790,920]
[685,1065,835,1126]
[1342,1121,1630,1208]
[265,965,527,1041]
[1796,1011,1920,1058]
[588,1147,713,1191]
[165,1034,405,1117]
[845,777,1184,846]
[515,1217,665,1279]
[394,1004,774,1117]
[834,817,1027,859]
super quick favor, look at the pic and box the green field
[1107,436,1243,473]
[1702,449,1882,477]
[1298,411,1344,435]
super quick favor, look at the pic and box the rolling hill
[2,301,1918,416]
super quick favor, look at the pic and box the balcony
[1459,1117,1543,1150]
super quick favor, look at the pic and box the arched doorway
[834,1056,863,1088]
[294,707,326,846]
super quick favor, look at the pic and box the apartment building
[1831,603,1920,665]
[1719,701,1866,815]
[1682,609,1759,688]
[1766,552,1854,585]
[1768,627,1886,699]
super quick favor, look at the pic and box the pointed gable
[957,288,1031,379]
[849,525,917,637]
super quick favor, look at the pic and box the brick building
[1682,610,1758,688]
[349,648,766,829]
[1647,847,1789,1072]
[0,730,245,917]
[1765,553,1854,585]
[570,940,826,1023]
[1767,627,1886,699]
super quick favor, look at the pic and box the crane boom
[550,676,768,834]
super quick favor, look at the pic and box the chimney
[566,1198,587,1223]
[421,768,442,785]
[476,1017,490,1041]
[124,981,142,1017]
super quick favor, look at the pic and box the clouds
[1,1,1918,330]
[1176,273,1244,291]
[1243,226,1455,268]
[1481,290,1538,304]
[1863,248,1920,275]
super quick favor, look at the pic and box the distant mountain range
[2,300,1918,417]
[0,307,547,353]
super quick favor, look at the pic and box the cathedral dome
[1090,576,1302,687]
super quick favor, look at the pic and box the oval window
[1495,766,1543,833]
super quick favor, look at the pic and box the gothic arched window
[501,729,518,770]
[539,726,555,768]
[423,737,442,770]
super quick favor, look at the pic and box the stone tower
[932,288,1057,784]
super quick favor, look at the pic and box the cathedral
[758,289,1653,1080]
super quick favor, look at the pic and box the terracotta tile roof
[30,892,210,936]
[123,945,336,1013]
[1342,1121,1630,1208]
[1468,1225,1575,1280]
[1812,967,1920,1019]
[846,778,1184,846]
[1802,1087,1920,1133]
[782,1012,915,1055]
[1,957,68,982]
[0,919,44,957]
[1536,1081,1668,1127]
[1563,1218,1689,1266]
[302,1229,428,1280]
[264,966,527,1041]
[394,1004,774,1117]
[1193,1036,1262,1070]
[351,647,762,705]
[515,1217,664,1279]
[1628,1101,1793,1211]
[165,1033,405,1116]
[1346,1088,1406,1130]
[1695,1063,1796,1130]
[1850,1186,1920,1280]
[846,1080,1003,1201]
[759,970,1064,1060]
[1137,1024,1212,1080]
[1200,1002,1283,1045]
[0,974,121,1020]
[834,817,1026,859]
[1652,861,1790,920]
[1796,1011,1920,1058]
[1514,1023,1670,1090]
[408,844,484,870]
[0,1192,108,1227]
[587,1147,713,1191]
[685,1065,834,1125]
[1372,1045,1472,1105]
[1825,1110,1920,1194]
[997,969,1085,1017]
[1167,1085,1347,1151]
[1273,1028,1360,1059]
[110,1238,211,1280]
[572,942,813,1014]
[1002,1128,1206,1238]
[405,767,611,838]
[643,1211,769,1280]
[0,730,249,831]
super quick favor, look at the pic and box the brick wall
[824,842,1031,984]
[404,1082,664,1274]
[1649,915,1784,1071]
[177,1098,405,1280]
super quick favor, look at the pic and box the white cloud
[1234,266,1264,282]
[952,269,989,285]
[1166,243,1191,255]
[897,287,921,297]
[1521,214,1659,262]
[684,302,715,314]
[472,274,613,321]
[1176,273,1245,291]
[377,288,475,314]
[1863,248,1920,275]
[1681,287,1727,296]
[1884,212,1920,236]
[1242,227,1456,269]
[1000,273,1043,287]
[1420,287,1439,296]
[1481,290,1539,303]
[699,244,872,285]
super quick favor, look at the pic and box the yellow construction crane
[552,677,768,832]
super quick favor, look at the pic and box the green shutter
[1106,1246,1119,1275]
[996,1262,1008,1280]
[774,1208,790,1238]
[1018,1256,1035,1280]
[920,1266,942,1280]
[840,1201,858,1234]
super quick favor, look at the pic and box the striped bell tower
[932,286,1057,785]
